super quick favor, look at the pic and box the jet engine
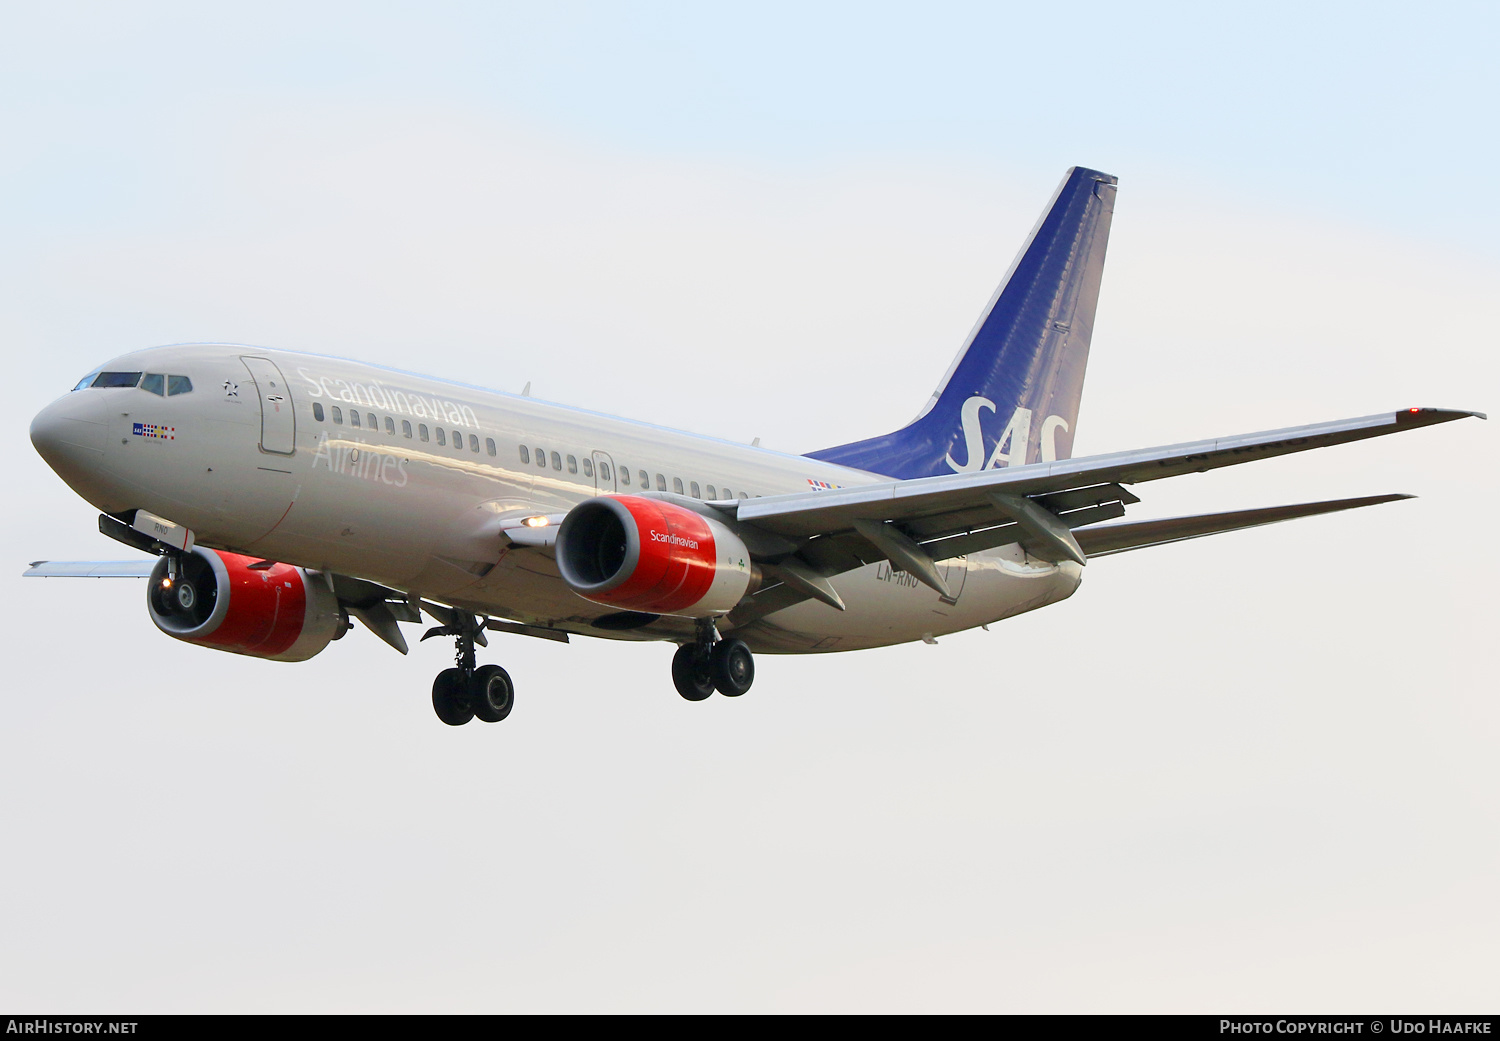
[555,496,754,617]
[146,548,344,662]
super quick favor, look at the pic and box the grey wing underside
[20,557,568,655]
[720,408,1482,626]
[735,408,1480,537]
[24,560,157,577]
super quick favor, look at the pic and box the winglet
[1397,407,1485,422]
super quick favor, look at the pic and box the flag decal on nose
[132,422,175,440]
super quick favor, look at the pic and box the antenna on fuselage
[521,382,532,397]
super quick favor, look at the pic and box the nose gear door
[240,356,296,455]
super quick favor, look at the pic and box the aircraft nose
[31,393,108,490]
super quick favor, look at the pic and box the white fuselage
[36,343,1082,653]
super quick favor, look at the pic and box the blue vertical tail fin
[806,166,1117,479]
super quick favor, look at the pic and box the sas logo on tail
[945,397,1069,473]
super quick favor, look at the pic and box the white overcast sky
[2,1,1496,1013]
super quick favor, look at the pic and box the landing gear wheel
[432,668,474,726]
[470,664,514,723]
[710,638,755,697]
[672,644,715,702]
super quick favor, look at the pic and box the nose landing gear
[423,610,515,726]
[672,620,755,701]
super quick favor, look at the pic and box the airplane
[26,166,1483,726]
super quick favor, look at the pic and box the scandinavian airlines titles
[298,366,479,430]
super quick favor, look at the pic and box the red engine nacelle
[146,548,344,662]
[555,496,754,617]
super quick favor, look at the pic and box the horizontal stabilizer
[1074,494,1413,558]
[24,560,156,577]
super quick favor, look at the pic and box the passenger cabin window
[332,406,344,424]
[656,474,667,491]
[385,417,395,435]
[690,482,700,498]
[313,402,325,422]
[350,410,361,429]
[551,451,562,470]
[673,478,684,494]
[419,424,429,442]
[402,420,413,438]
[367,413,376,430]
[721,487,731,498]
[435,428,445,446]
[92,372,142,389]
[640,470,649,488]
[619,467,630,485]
[583,458,594,477]
[706,485,716,499]
[536,447,546,468]
[519,446,530,464]
[566,455,578,474]
[167,375,193,395]
[469,433,480,453]
[486,438,496,456]
[739,492,749,499]
[141,373,165,396]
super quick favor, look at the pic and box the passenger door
[240,356,296,455]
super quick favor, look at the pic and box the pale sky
[3,2,1496,1012]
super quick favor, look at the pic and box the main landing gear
[672,619,755,702]
[423,611,514,726]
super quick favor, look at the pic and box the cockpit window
[91,371,142,389]
[73,371,101,391]
[167,375,193,395]
[141,373,165,396]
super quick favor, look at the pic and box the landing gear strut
[423,611,514,726]
[672,619,755,701]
